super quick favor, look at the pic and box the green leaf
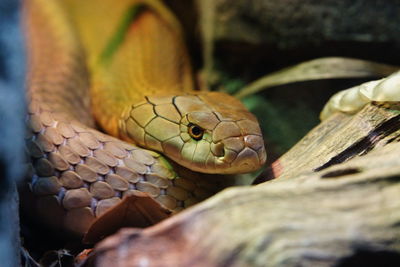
[243,95,319,154]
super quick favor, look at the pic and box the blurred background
[0,0,25,266]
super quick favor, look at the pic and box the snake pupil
[188,124,204,140]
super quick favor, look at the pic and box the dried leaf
[234,57,399,99]
[83,192,171,244]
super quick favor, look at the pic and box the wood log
[81,103,400,266]
[260,103,400,181]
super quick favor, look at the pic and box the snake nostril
[211,142,225,157]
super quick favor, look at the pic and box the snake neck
[62,0,267,174]
[63,0,195,138]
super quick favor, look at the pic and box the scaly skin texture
[64,0,266,173]
[22,0,265,237]
[121,92,266,173]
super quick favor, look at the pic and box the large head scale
[121,92,266,174]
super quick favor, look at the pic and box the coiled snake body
[22,0,266,237]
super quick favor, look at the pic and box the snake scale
[22,0,266,237]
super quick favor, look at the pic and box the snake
[22,0,266,237]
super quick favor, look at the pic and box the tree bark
[207,0,400,48]
[81,103,400,267]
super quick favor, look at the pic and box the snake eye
[188,124,204,140]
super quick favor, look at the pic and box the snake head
[121,92,266,174]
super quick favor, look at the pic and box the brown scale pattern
[24,102,221,235]
[22,0,228,237]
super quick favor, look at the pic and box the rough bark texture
[194,0,400,82]
[262,103,400,181]
[81,103,400,267]
[208,0,400,48]
[0,0,26,266]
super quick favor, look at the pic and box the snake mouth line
[217,150,226,160]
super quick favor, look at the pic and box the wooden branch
[81,103,400,266]
[258,104,400,181]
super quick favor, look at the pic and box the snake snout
[228,134,266,173]
[237,148,261,170]
[212,132,266,174]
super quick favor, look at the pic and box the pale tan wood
[82,103,400,266]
